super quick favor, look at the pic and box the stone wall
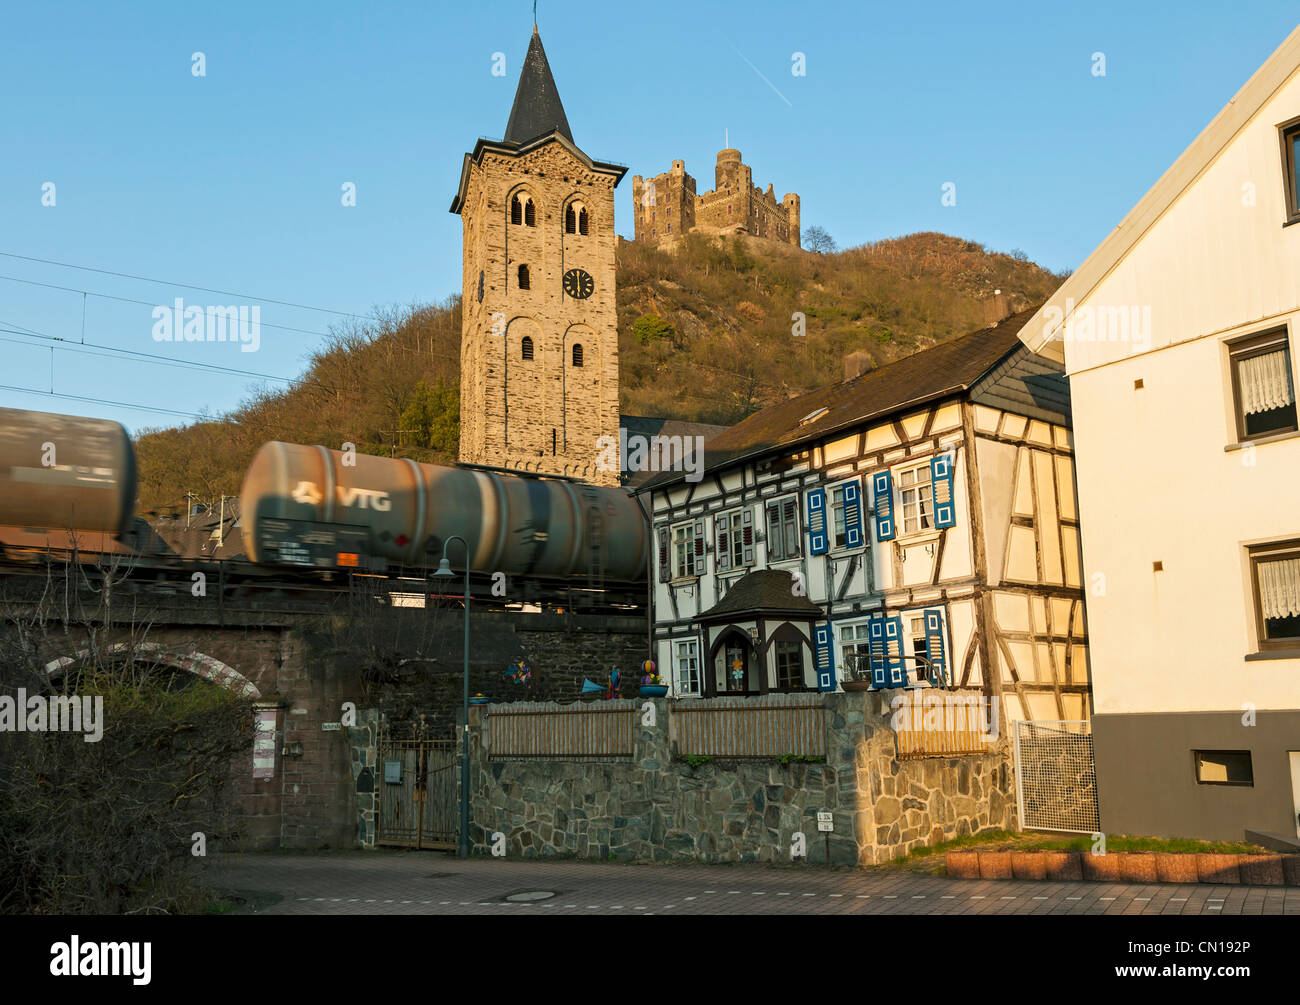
[460,690,1015,865]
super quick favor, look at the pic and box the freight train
[0,405,648,610]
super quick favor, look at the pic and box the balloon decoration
[506,660,532,685]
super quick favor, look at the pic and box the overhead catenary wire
[0,250,385,322]
[0,383,216,420]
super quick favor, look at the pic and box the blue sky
[1,1,1296,434]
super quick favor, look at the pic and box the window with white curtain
[1250,541,1300,648]
[1230,329,1296,440]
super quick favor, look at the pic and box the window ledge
[895,530,942,547]
[1244,648,1300,661]
[1224,429,1300,452]
[1282,215,1300,229]
[669,576,700,587]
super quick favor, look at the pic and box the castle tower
[451,25,627,485]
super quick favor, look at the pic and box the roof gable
[1019,26,1300,365]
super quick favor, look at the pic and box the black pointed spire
[504,26,573,146]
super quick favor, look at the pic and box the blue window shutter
[924,607,948,687]
[714,512,731,574]
[872,471,895,541]
[931,454,956,529]
[886,616,906,687]
[657,525,670,582]
[740,507,755,566]
[843,479,863,548]
[807,487,828,555]
[867,617,888,689]
[814,622,836,692]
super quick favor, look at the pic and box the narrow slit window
[521,335,534,361]
[578,208,589,235]
[510,195,522,225]
[572,343,583,367]
[565,206,576,234]
[517,264,530,290]
[524,199,536,227]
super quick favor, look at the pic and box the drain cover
[504,890,557,903]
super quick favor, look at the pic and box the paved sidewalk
[204,852,1300,915]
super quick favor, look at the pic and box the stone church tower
[451,26,626,485]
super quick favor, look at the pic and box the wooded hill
[133,232,1066,514]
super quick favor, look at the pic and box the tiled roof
[639,308,1042,491]
[618,415,729,489]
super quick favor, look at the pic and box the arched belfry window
[521,336,534,361]
[566,202,590,235]
[572,343,584,367]
[511,193,536,227]
[517,264,530,290]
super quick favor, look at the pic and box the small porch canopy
[694,570,825,696]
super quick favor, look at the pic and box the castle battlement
[632,149,799,248]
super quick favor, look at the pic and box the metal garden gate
[1012,719,1100,833]
[376,722,458,850]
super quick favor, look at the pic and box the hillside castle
[632,150,800,248]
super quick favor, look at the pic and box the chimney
[843,351,873,381]
[983,289,1013,326]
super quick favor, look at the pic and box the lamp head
[433,558,453,578]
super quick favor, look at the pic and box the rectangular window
[904,613,931,685]
[1230,329,1297,440]
[775,640,803,690]
[830,484,847,550]
[716,508,747,572]
[672,521,698,579]
[897,464,934,535]
[838,621,871,681]
[1281,117,1300,224]
[1194,750,1254,786]
[674,639,700,696]
[765,496,801,561]
[1249,540,1300,649]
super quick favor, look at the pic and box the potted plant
[639,659,668,697]
[840,653,874,692]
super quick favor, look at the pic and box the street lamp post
[433,536,471,858]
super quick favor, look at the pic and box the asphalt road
[204,851,1300,915]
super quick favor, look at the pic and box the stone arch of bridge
[44,643,262,699]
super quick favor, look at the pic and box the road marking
[912,895,926,899]
[1000,896,1016,900]
[776,892,790,897]
[829,893,843,898]
[1169,898,1187,902]
[664,905,676,909]
[1032,896,1048,900]
[753,892,766,896]
[971,896,986,900]
[685,896,697,901]
[858,895,870,899]
[728,890,741,894]
[1134,897,1150,902]
[883,895,898,899]
[1099,897,1115,901]
[941,895,956,899]
[1066,896,1082,901]
[1208,906,1222,911]
[802,893,815,897]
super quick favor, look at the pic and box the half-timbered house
[638,310,1093,724]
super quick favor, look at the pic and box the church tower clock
[450,25,626,485]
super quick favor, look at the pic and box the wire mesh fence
[1012,719,1100,833]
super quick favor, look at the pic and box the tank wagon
[0,405,137,535]
[239,441,647,582]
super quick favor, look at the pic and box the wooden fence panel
[487,700,635,760]
[892,693,991,758]
[670,693,826,758]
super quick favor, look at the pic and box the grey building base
[1093,710,1300,842]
